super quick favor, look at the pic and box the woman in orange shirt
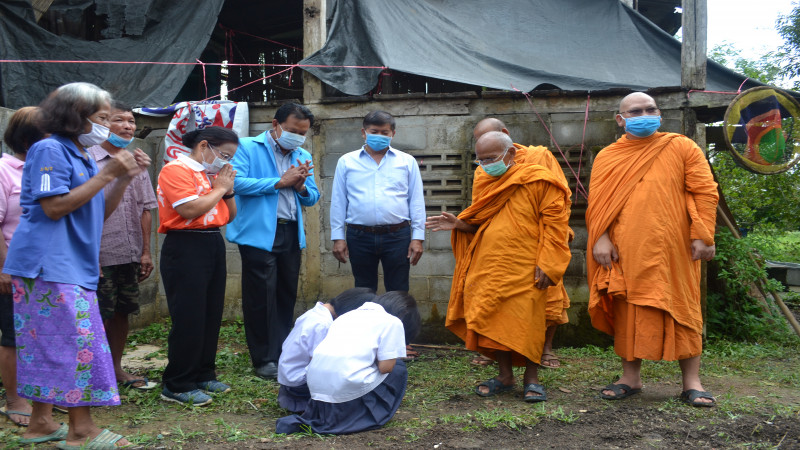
[156,127,238,406]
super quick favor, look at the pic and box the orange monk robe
[447,163,572,366]
[586,133,718,361]
[472,143,573,327]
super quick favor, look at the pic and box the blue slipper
[475,378,514,397]
[523,383,547,403]
[18,423,68,444]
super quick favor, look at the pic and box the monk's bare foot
[601,377,642,397]
[476,374,514,395]
[3,397,32,426]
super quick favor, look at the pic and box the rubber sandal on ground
[680,389,716,407]
[523,383,547,403]
[475,378,514,397]
[55,428,129,449]
[470,355,494,366]
[539,352,561,369]
[121,378,158,391]
[599,383,641,400]
[0,405,31,427]
[18,423,68,444]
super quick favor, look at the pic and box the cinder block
[322,152,344,176]
[321,252,354,276]
[570,226,588,249]
[391,126,428,151]
[564,279,590,304]
[428,228,454,250]
[323,129,363,153]
[408,277,429,301]
[137,282,158,307]
[321,276,355,299]
[411,252,456,276]
[226,250,242,275]
[563,252,586,277]
[225,274,242,299]
[429,276,454,303]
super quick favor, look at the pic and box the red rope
[0,59,385,69]
[686,77,750,99]
[196,59,208,99]
[200,65,295,101]
[218,24,303,52]
[576,94,590,201]
[510,84,588,199]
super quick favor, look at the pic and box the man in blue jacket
[226,103,320,380]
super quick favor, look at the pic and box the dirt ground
[5,347,795,449]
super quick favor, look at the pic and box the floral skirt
[12,277,119,406]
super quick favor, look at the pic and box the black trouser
[346,224,411,292]
[160,230,226,393]
[239,221,301,368]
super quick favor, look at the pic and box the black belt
[277,219,297,225]
[167,227,220,234]
[348,220,410,234]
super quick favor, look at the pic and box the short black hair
[274,102,314,126]
[3,106,45,155]
[328,287,376,317]
[38,82,112,137]
[111,100,133,113]
[181,126,239,149]
[363,111,395,131]
[374,291,421,343]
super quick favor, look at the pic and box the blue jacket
[225,131,320,251]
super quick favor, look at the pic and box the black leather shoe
[255,361,278,380]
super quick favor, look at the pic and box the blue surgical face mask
[623,115,661,137]
[107,132,133,149]
[276,124,306,150]
[365,133,392,151]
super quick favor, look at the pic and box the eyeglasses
[208,144,233,161]
[473,147,510,166]
[620,107,660,117]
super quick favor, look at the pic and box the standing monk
[472,118,573,369]
[426,131,571,402]
[587,92,718,407]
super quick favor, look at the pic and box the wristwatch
[222,191,236,199]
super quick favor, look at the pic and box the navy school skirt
[275,359,407,435]
[278,383,311,413]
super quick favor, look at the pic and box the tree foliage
[708,43,783,86]
[778,1,800,89]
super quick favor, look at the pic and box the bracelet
[222,192,235,200]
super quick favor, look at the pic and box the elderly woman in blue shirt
[3,82,149,448]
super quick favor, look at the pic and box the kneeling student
[277,287,376,412]
[276,291,420,435]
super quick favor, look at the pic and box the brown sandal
[539,352,561,369]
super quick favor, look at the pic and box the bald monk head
[473,118,510,141]
[475,131,516,174]
[615,92,662,139]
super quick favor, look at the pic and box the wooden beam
[302,0,326,104]
[681,0,707,90]
[31,0,55,22]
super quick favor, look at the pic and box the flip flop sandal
[18,423,68,444]
[475,378,514,397]
[539,352,561,369]
[523,383,547,403]
[599,383,641,400]
[55,428,130,449]
[0,406,31,427]
[680,389,716,407]
[121,378,159,391]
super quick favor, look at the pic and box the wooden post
[302,0,326,104]
[31,0,55,22]
[681,0,707,90]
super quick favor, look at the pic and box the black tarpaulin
[0,0,224,108]
[301,0,761,95]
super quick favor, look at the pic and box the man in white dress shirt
[330,111,425,292]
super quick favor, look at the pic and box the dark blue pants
[346,225,411,292]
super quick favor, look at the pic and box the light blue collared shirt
[330,146,425,241]
[266,132,299,221]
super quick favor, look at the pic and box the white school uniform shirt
[307,302,407,403]
[278,302,334,387]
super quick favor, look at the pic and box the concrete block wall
[36,90,696,345]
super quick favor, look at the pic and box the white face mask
[202,144,229,174]
[77,120,110,147]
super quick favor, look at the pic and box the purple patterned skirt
[12,276,120,407]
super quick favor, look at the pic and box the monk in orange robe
[587,92,719,407]
[426,131,571,402]
[471,118,573,369]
